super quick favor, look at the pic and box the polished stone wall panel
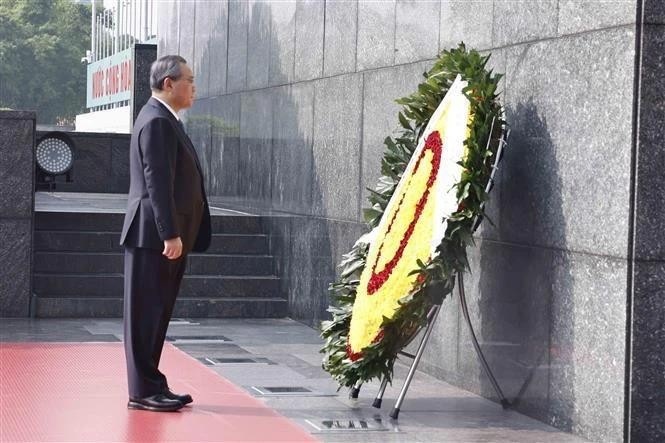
[264,216,293,299]
[0,219,32,317]
[327,219,368,271]
[548,252,626,442]
[294,0,324,82]
[434,243,627,443]
[268,0,296,86]
[493,0,558,47]
[66,136,113,193]
[1,119,33,218]
[634,25,665,261]
[0,111,34,318]
[271,83,314,213]
[312,73,363,221]
[111,137,130,193]
[630,22,665,443]
[178,1,196,64]
[207,0,229,97]
[630,260,665,442]
[356,0,396,71]
[557,0,636,35]
[286,217,330,325]
[247,0,272,90]
[193,0,212,98]
[227,0,249,93]
[644,0,665,24]
[157,0,179,57]
[184,99,212,188]
[209,94,241,197]
[132,44,157,124]
[394,0,440,64]
[323,0,358,76]
[502,28,634,258]
[286,217,366,328]
[456,241,553,418]
[240,89,274,202]
[410,291,460,382]
[440,1,493,51]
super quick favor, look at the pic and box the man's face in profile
[169,63,196,110]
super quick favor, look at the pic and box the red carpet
[0,342,319,442]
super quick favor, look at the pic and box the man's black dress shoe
[127,393,183,412]
[163,387,193,405]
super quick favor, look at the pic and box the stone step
[33,274,281,298]
[35,212,264,234]
[31,210,283,318]
[34,231,269,255]
[33,252,275,276]
[33,297,288,318]
[208,234,269,255]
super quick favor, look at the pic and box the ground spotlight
[35,132,74,190]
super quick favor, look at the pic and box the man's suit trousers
[123,246,187,398]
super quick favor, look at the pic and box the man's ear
[162,77,173,91]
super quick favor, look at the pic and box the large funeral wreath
[319,44,505,390]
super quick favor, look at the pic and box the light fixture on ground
[35,132,74,191]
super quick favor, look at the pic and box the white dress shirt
[152,95,180,121]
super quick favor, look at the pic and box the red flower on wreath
[345,342,363,361]
[345,329,385,361]
[366,131,443,295]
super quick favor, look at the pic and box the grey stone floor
[0,317,587,443]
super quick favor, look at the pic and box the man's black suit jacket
[120,97,211,254]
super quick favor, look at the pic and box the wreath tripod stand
[349,272,511,419]
[349,120,509,420]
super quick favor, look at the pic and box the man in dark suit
[120,55,211,412]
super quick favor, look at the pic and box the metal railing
[89,0,158,112]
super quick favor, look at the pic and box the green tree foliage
[0,0,90,124]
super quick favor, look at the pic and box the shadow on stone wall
[474,100,573,430]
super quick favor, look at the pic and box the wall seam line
[624,0,645,441]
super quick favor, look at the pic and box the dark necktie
[177,119,186,133]
[175,119,203,173]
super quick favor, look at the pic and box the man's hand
[163,237,183,260]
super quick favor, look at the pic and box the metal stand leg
[458,272,510,408]
[369,271,510,419]
[389,304,441,419]
[349,380,362,399]
[372,376,389,408]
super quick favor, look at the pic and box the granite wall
[131,44,158,125]
[0,111,35,317]
[422,3,637,442]
[155,1,662,441]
